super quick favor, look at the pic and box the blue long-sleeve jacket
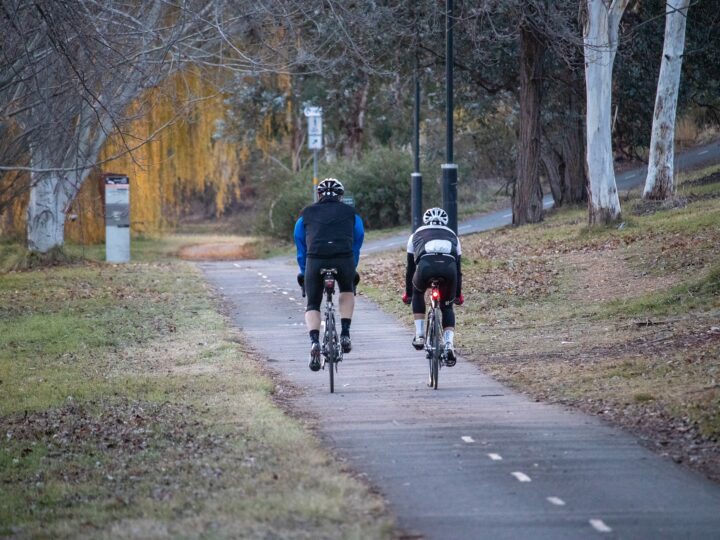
[294,214,364,274]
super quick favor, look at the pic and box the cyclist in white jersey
[401,208,464,366]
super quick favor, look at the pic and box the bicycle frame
[320,268,342,393]
[425,280,445,389]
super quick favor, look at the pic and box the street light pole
[442,0,458,233]
[411,51,423,232]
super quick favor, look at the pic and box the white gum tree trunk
[643,0,691,200]
[26,171,75,253]
[584,0,629,225]
[26,111,111,253]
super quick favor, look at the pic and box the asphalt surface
[202,259,720,539]
[364,138,720,254]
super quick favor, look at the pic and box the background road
[364,138,720,254]
[202,260,720,539]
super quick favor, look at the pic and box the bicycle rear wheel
[431,309,442,389]
[426,310,440,389]
[326,312,336,393]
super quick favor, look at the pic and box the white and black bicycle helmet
[317,178,344,199]
[423,207,449,226]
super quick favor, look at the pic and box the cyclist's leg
[304,259,323,370]
[335,256,356,352]
[410,262,429,349]
[438,264,458,365]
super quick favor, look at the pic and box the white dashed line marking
[502,213,512,218]
[698,149,709,155]
[233,263,241,268]
[488,453,503,461]
[257,272,263,276]
[511,472,531,482]
[289,297,295,301]
[282,291,288,295]
[461,436,475,443]
[546,496,565,506]
[589,519,612,533]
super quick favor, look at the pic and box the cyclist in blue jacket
[294,178,365,371]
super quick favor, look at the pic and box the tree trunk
[584,0,629,225]
[26,171,74,253]
[513,23,545,226]
[343,78,370,159]
[643,0,691,200]
[563,70,588,203]
[541,141,564,206]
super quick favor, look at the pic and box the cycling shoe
[308,342,321,371]
[340,335,352,354]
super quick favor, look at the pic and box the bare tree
[583,0,630,225]
[1,0,354,253]
[643,0,691,200]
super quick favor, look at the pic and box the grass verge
[0,262,393,538]
[360,165,720,482]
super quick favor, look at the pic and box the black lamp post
[411,51,422,232]
[442,0,458,233]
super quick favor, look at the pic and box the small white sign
[308,135,323,149]
[304,106,322,117]
[306,108,323,149]
[308,115,322,136]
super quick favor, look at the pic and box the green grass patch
[0,263,393,538]
[604,263,720,317]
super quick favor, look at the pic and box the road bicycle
[424,279,447,390]
[301,268,342,393]
[320,268,342,393]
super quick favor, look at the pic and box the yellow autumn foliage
[66,73,244,244]
[0,72,246,244]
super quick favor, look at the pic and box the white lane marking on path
[546,496,565,506]
[488,453,503,461]
[502,213,512,218]
[461,436,475,443]
[289,297,295,301]
[589,519,612,533]
[257,272,263,276]
[282,291,288,295]
[233,263,241,268]
[699,149,709,155]
[511,472,531,482]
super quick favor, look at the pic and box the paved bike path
[202,259,720,540]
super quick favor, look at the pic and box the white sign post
[304,106,323,201]
[104,174,130,263]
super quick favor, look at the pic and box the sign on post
[104,174,130,263]
[304,106,323,150]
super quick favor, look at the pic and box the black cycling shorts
[305,255,355,311]
[412,255,457,306]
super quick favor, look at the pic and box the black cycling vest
[301,199,356,258]
[411,225,459,264]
